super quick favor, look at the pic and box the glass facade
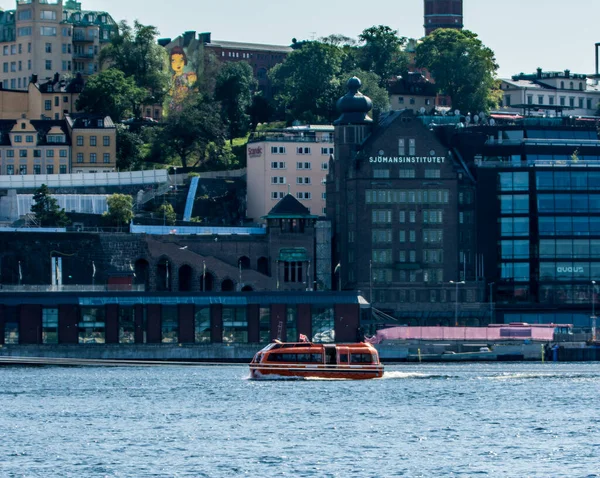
[222,307,248,343]
[161,306,178,344]
[42,308,58,344]
[311,306,334,343]
[194,307,211,343]
[259,306,270,343]
[286,306,297,342]
[118,307,135,344]
[79,307,105,344]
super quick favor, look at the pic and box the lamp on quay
[450,280,465,327]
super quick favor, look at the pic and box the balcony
[73,35,95,43]
[73,52,95,60]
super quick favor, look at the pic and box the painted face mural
[168,45,199,109]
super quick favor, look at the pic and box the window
[499,172,529,191]
[40,10,57,20]
[59,165,67,174]
[399,211,406,223]
[103,153,110,163]
[373,169,390,178]
[399,230,406,242]
[271,191,285,200]
[46,150,54,158]
[60,149,67,158]
[76,153,83,163]
[42,309,59,344]
[33,165,41,175]
[295,192,311,200]
[549,97,555,106]
[10,61,16,72]
[79,307,105,343]
[90,136,97,146]
[408,139,416,156]
[44,100,52,111]
[46,165,54,174]
[398,139,405,155]
[90,153,97,163]
[14,135,22,143]
[423,229,443,243]
[296,162,311,169]
[409,211,416,223]
[161,306,178,344]
[424,170,441,179]
[45,42,52,53]
[271,176,285,184]
[103,136,110,146]
[284,261,303,283]
[271,146,286,154]
[19,165,27,175]
[6,150,14,158]
[6,165,14,175]
[409,230,416,242]
[423,210,443,224]
[372,229,393,243]
[372,210,392,224]
[18,9,32,21]
[321,162,328,170]
[33,150,41,158]
[372,249,393,264]
[40,27,57,37]
[19,150,27,158]
[17,27,32,37]
[77,136,83,146]
[296,147,311,154]
[321,147,334,155]
[399,169,415,178]
[45,60,52,71]
[26,135,33,143]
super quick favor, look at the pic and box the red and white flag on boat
[299,334,309,342]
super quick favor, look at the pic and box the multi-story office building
[444,119,600,327]
[500,69,600,117]
[246,125,334,221]
[0,0,117,90]
[327,78,488,325]
[0,113,115,175]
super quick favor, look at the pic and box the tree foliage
[104,194,134,227]
[116,126,144,171]
[215,62,257,141]
[31,184,70,227]
[357,25,409,86]
[76,69,147,122]
[158,95,225,168]
[415,29,500,113]
[99,20,170,105]
[157,202,176,225]
[337,69,390,113]
[270,42,343,123]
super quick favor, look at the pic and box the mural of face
[171,54,185,76]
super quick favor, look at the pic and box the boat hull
[250,364,384,380]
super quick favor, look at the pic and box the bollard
[541,344,545,363]
[418,348,422,363]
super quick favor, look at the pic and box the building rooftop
[264,194,317,219]
[205,39,293,53]
[66,114,115,129]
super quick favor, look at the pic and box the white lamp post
[450,280,466,327]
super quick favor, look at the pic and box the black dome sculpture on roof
[334,77,373,125]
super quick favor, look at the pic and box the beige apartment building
[0,113,115,175]
[0,0,117,91]
[246,125,334,222]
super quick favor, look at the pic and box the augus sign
[248,146,263,158]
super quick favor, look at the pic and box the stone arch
[238,256,251,270]
[178,264,193,292]
[134,258,150,289]
[241,285,254,292]
[257,256,269,275]
[156,257,172,291]
[200,271,215,292]
[221,278,235,292]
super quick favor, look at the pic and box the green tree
[100,20,170,105]
[104,194,134,228]
[158,95,225,168]
[357,25,409,86]
[31,184,70,227]
[270,41,343,123]
[416,29,500,113]
[215,62,257,142]
[76,69,147,122]
[157,202,176,225]
[116,126,144,170]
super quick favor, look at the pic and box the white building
[246,125,334,222]
[499,69,600,117]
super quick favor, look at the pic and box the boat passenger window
[339,354,348,363]
[311,354,322,363]
[351,353,373,363]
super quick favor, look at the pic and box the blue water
[1,363,599,477]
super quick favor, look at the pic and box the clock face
[430,150,436,156]
[378,150,385,156]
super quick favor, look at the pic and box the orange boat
[249,340,384,380]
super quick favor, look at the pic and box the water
[1,362,599,477]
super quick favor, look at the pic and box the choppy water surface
[1,363,599,477]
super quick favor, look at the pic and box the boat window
[311,354,322,363]
[351,353,373,364]
[339,354,348,363]
[267,353,297,362]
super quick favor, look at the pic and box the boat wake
[382,371,458,380]
[490,372,600,381]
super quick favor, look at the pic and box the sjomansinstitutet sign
[369,156,446,164]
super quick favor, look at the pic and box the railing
[0,285,145,293]
[130,224,266,236]
[486,139,600,146]
[0,170,168,189]
[73,53,95,59]
[248,134,334,144]
[477,159,600,168]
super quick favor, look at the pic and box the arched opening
[134,259,150,289]
[257,257,269,275]
[241,285,254,292]
[221,278,235,292]
[200,271,214,292]
[238,256,251,270]
[178,264,193,291]
[156,258,172,291]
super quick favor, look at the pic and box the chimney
[564,69,570,78]
[200,32,211,44]
[536,67,542,79]
[183,30,195,45]
[31,74,38,84]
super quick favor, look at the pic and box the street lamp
[173,167,177,191]
[592,280,597,342]
[450,280,465,327]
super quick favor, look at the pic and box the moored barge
[249,340,384,379]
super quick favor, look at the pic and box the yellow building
[0,113,115,175]
[66,113,116,173]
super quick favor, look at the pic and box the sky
[1,0,599,78]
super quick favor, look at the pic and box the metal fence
[0,285,145,293]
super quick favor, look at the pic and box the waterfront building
[0,112,115,175]
[424,0,464,36]
[0,291,363,345]
[159,31,291,99]
[388,72,446,112]
[326,78,488,325]
[246,125,334,221]
[500,69,600,118]
[0,0,117,90]
[444,118,600,328]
